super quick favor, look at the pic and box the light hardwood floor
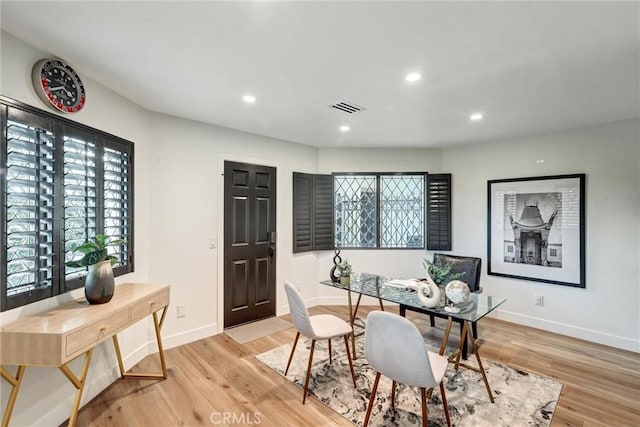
[71,306,640,427]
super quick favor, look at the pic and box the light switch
[209,237,217,249]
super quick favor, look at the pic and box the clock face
[32,59,86,113]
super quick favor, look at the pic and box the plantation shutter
[103,139,133,275]
[426,173,452,251]
[1,107,57,310]
[293,172,312,252]
[1,96,135,312]
[312,175,333,250]
[292,172,333,253]
[62,125,97,290]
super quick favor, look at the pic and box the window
[550,248,557,257]
[292,171,452,252]
[508,245,513,253]
[334,173,426,249]
[1,97,134,311]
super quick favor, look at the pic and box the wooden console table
[0,283,170,427]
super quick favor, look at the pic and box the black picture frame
[487,174,585,288]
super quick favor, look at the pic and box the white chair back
[284,282,315,338]
[364,311,438,388]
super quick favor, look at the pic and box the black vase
[85,260,115,304]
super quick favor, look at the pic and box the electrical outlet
[177,305,186,318]
[534,294,544,306]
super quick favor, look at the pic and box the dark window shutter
[312,175,333,250]
[1,96,135,312]
[293,172,312,253]
[293,172,333,253]
[426,173,452,251]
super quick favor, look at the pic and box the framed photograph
[487,174,585,288]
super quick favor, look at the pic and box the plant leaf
[65,260,85,268]
[72,242,100,253]
[105,238,124,246]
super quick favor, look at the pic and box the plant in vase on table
[66,234,124,304]
[421,259,465,308]
[337,259,352,286]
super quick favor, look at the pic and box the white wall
[442,119,640,351]
[145,113,319,342]
[0,31,155,426]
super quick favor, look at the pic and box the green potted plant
[423,259,465,307]
[337,259,352,286]
[66,234,124,304]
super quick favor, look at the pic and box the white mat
[224,317,293,344]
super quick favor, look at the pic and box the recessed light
[339,125,350,132]
[405,72,421,82]
[243,95,256,104]
[470,112,483,121]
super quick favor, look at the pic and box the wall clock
[31,58,86,113]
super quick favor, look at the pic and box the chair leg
[363,372,381,427]
[391,380,396,408]
[285,332,300,376]
[472,321,478,339]
[328,339,332,364]
[420,387,428,427]
[440,382,452,427]
[302,340,316,404]
[429,315,435,327]
[343,335,357,387]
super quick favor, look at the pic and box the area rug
[225,317,292,344]
[256,335,562,426]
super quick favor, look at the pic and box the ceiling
[1,1,638,148]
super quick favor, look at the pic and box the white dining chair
[363,311,452,427]
[284,281,357,404]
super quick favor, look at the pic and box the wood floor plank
[70,306,640,426]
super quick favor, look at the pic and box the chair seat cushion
[427,350,449,383]
[308,314,352,340]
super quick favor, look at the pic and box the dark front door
[224,161,277,328]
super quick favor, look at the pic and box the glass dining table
[320,272,506,402]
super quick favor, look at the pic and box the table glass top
[320,272,505,323]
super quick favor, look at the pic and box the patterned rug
[256,334,562,426]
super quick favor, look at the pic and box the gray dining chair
[363,311,452,427]
[284,281,357,404]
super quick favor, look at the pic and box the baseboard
[313,298,639,353]
[490,309,639,353]
[163,323,219,349]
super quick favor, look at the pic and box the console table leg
[59,349,93,427]
[1,365,26,427]
[152,309,168,378]
[113,307,169,379]
[112,334,126,377]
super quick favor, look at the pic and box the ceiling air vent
[329,100,366,114]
